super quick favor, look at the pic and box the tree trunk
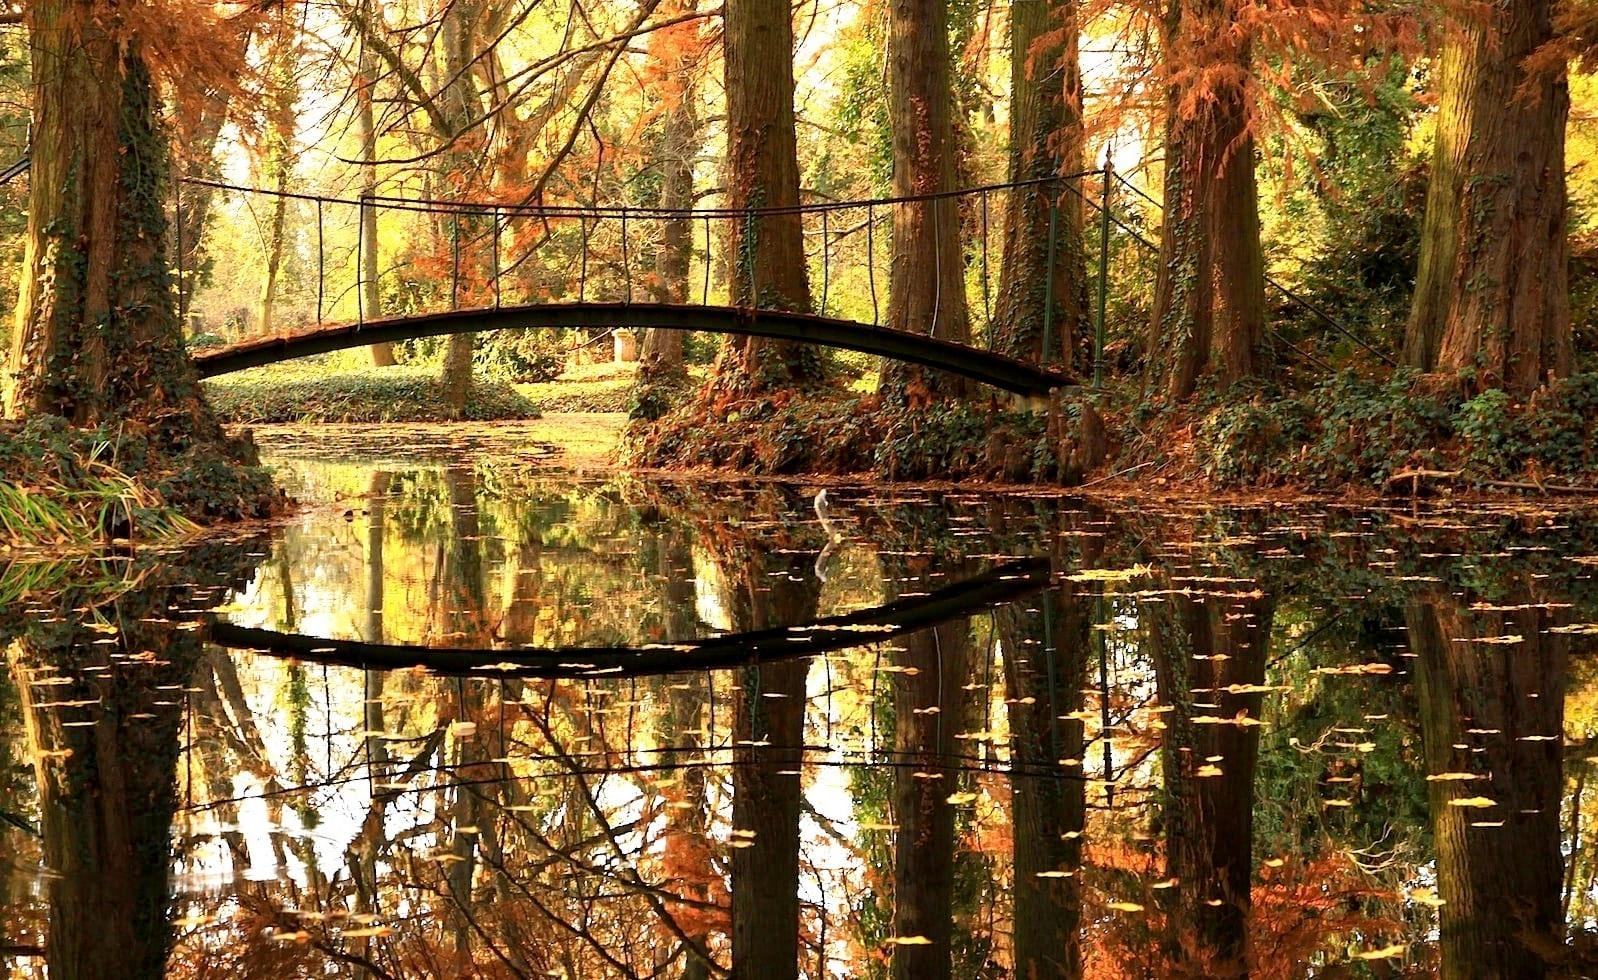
[713,0,824,394]
[1402,3,1570,393]
[1409,587,1566,979]
[992,0,1086,370]
[6,1,230,436]
[1146,584,1273,977]
[879,0,971,402]
[642,0,702,383]
[1146,0,1264,402]
[357,9,397,366]
[436,0,487,417]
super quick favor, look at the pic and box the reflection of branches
[519,707,730,978]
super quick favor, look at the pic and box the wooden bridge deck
[192,302,1074,396]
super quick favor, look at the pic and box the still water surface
[4,433,1598,978]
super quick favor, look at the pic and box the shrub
[205,365,540,424]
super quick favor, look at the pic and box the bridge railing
[177,171,1110,363]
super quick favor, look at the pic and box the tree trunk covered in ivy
[1145,583,1272,976]
[993,0,1086,371]
[1402,4,1570,393]
[1146,0,1264,402]
[713,0,823,395]
[1409,586,1566,980]
[6,1,228,434]
[878,0,971,402]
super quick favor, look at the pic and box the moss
[204,364,540,424]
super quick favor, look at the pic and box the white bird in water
[813,488,845,582]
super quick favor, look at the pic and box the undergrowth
[1194,370,1598,488]
[205,365,540,424]
[628,390,1085,482]
[0,416,277,547]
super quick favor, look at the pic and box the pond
[3,430,1598,978]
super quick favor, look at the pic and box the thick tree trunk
[1403,4,1570,392]
[712,0,822,394]
[1146,584,1273,977]
[1409,588,1566,980]
[999,582,1088,979]
[993,0,1086,370]
[1146,1,1264,402]
[879,0,972,402]
[6,1,227,433]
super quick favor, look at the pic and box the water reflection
[4,455,1598,978]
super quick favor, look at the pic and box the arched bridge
[172,174,1108,397]
[193,302,1073,396]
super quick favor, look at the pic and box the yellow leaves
[1447,797,1497,808]
[1353,944,1406,961]
[1195,764,1225,777]
[886,936,934,946]
[945,792,979,805]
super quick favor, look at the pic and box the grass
[0,425,205,549]
[204,363,541,424]
[517,361,657,413]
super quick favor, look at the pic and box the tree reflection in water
[4,461,1598,978]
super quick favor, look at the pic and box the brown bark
[1146,584,1273,977]
[879,0,972,401]
[993,0,1086,370]
[1146,0,1264,402]
[357,10,397,366]
[642,5,700,382]
[1403,4,1570,393]
[6,1,224,430]
[1409,588,1566,980]
[713,0,822,394]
